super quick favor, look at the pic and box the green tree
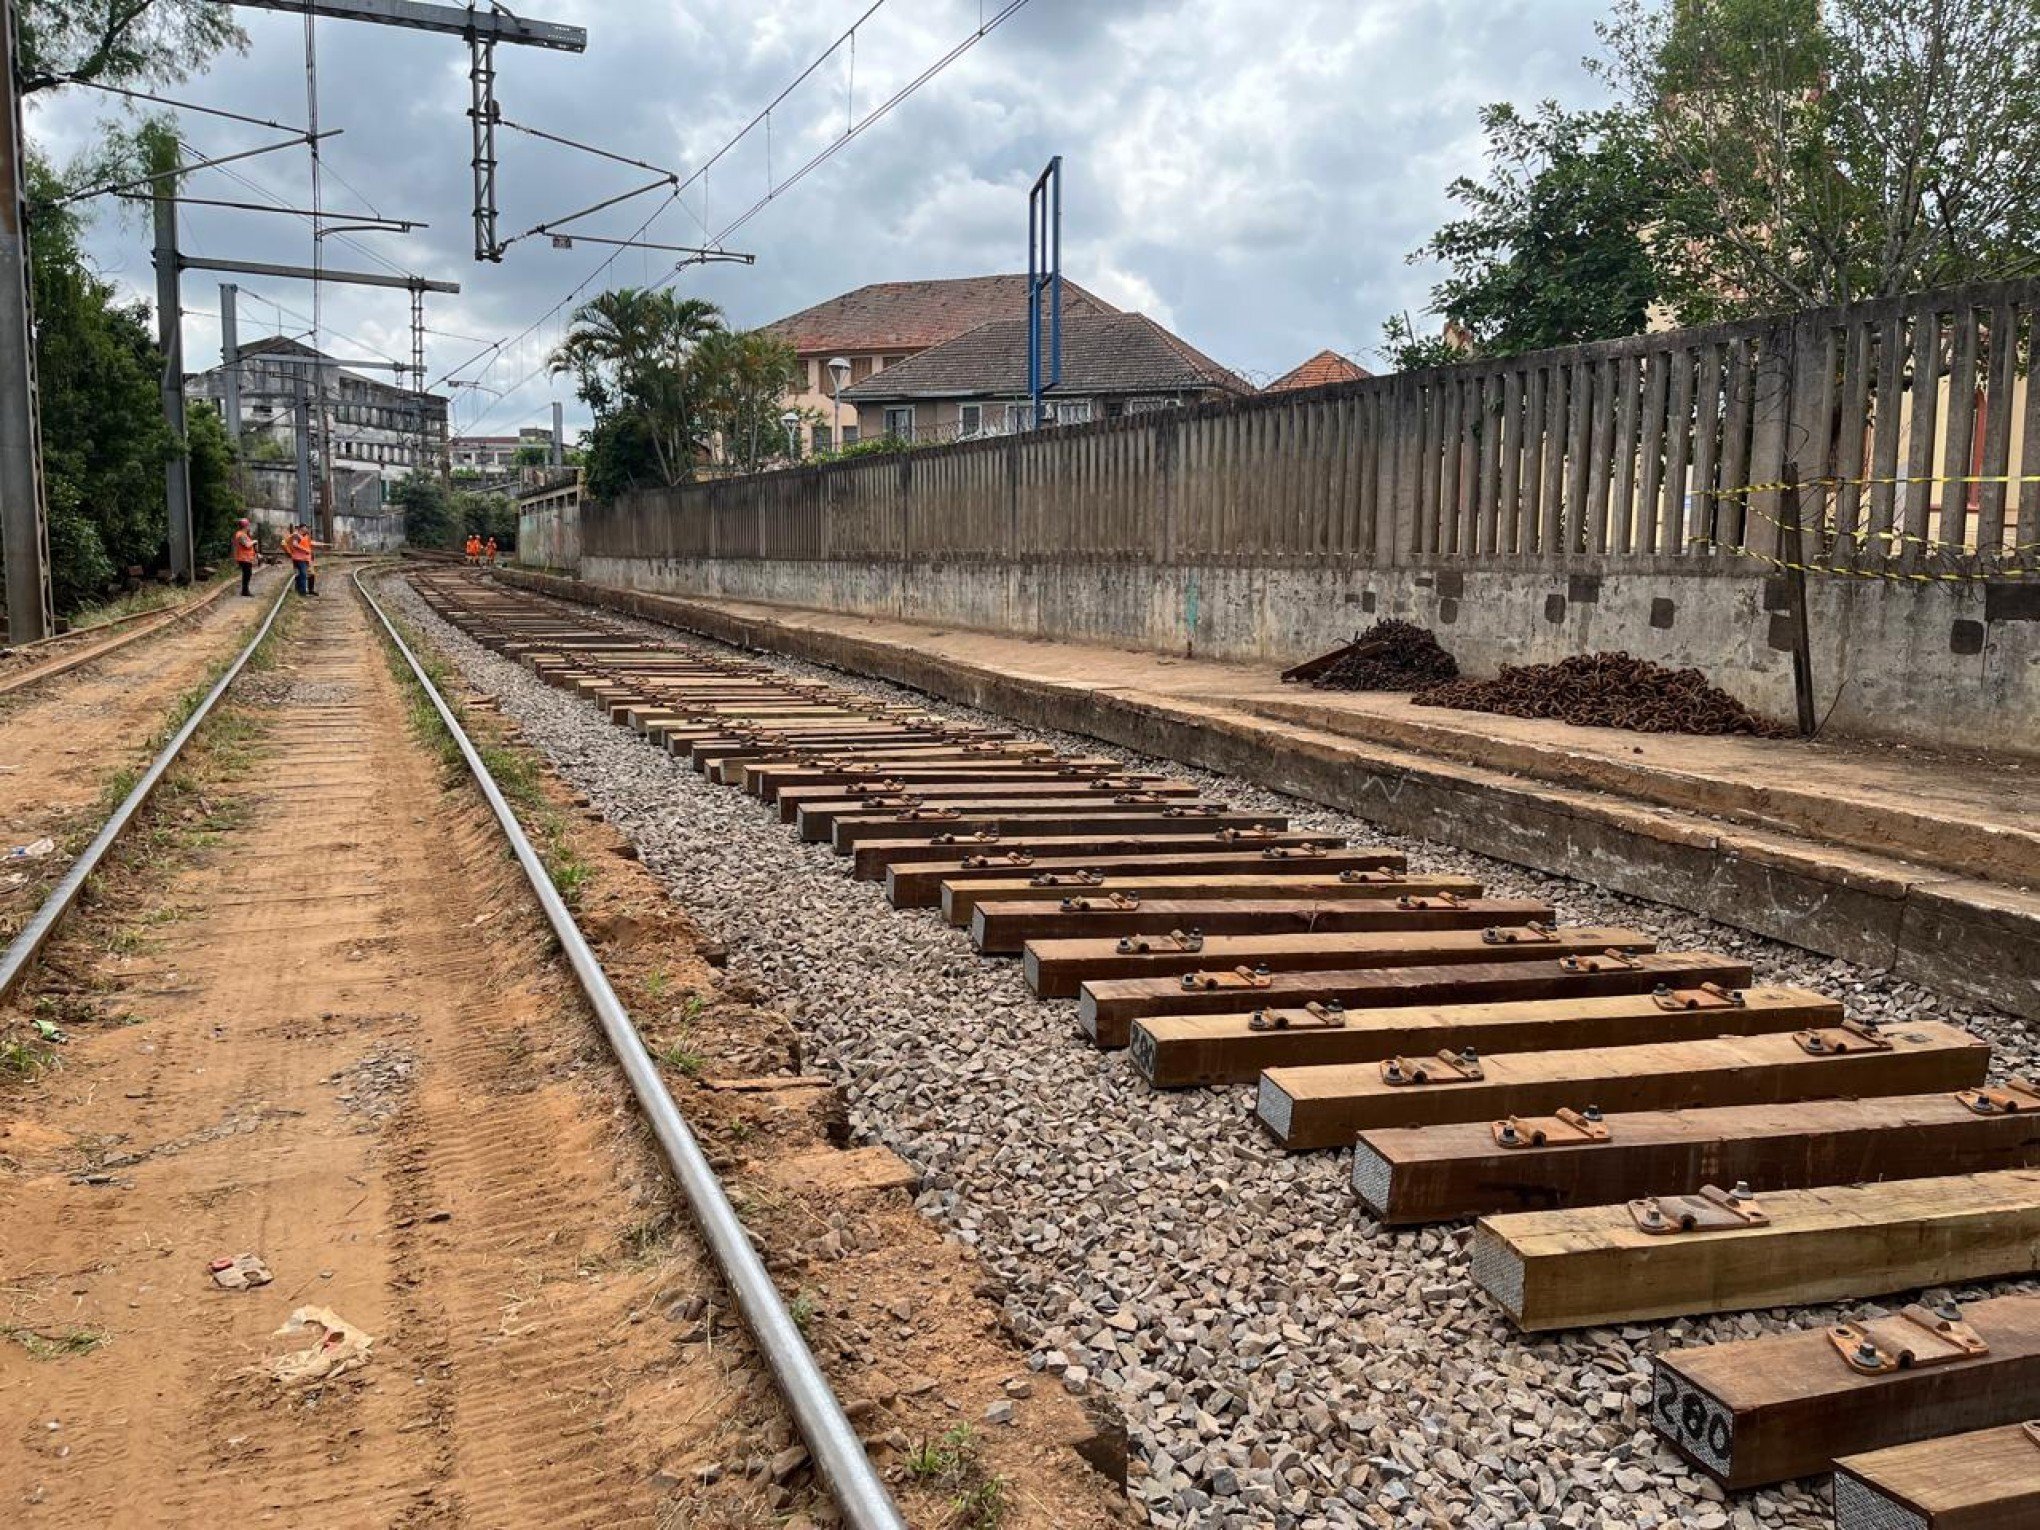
[185,400,238,564]
[1597,0,2040,311]
[693,327,801,475]
[28,155,175,607]
[1397,102,1673,358]
[17,0,245,93]
[392,472,457,549]
[548,288,725,490]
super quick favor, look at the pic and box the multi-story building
[186,336,448,508]
[837,312,1253,442]
[762,274,1118,454]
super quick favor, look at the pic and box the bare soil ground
[0,572,281,945]
[0,575,1130,1529]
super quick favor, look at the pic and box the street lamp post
[828,355,850,450]
[780,408,800,463]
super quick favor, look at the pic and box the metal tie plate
[1628,1183,1768,1235]
[1380,1049,1485,1087]
[1956,1078,2040,1115]
[1559,949,1643,974]
[1484,922,1560,945]
[1793,1019,1894,1056]
[1179,965,1273,991]
[1829,1302,1989,1374]
[1651,982,1747,1012]
[1491,1106,1610,1149]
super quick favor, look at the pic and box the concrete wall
[582,552,2040,756]
[517,498,582,572]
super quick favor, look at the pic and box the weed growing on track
[0,1037,54,1079]
[654,1030,705,1075]
[787,1290,817,1333]
[0,1325,106,1360]
[906,1424,1009,1528]
[374,593,593,907]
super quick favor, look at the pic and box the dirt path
[0,581,717,1527]
[0,573,284,937]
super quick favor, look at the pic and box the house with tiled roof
[1266,349,1372,393]
[837,312,1252,443]
[762,275,1117,452]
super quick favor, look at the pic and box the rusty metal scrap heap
[1413,652,1787,737]
[1311,620,1460,692]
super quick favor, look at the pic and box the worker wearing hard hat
[232,518,257,597]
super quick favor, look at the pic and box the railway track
[405,567,2040,1528]
[0,570,913,1530]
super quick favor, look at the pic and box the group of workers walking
[230,518,319,597]
[464,533,499,567]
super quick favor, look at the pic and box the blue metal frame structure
[1027,155,1062,429]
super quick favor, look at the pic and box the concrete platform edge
[494,569,2038,1020]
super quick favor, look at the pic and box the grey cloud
[28,0,1608,434]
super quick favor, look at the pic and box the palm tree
[549,290,725,485]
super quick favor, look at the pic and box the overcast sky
[26,0,1610,440]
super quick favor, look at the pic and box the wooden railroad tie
[1031,923,1653,1001]
[1351,1084,2040,1224]
[828,808,1283,854]
[1650,1292,2040,1490]
[777,777,1199,827]
[1473,1153,2030,1334]
[742,757,1122,798]
[971,896,1547,956]
[1079,950,1755,1048]
[909,854,1409,915]
[1261,1020,1986,1151]
[1835,1421,2040,1528]
[1132,983,1835,1089]
[852,829,1333,882]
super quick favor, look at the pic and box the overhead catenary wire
[453,0,1035,431]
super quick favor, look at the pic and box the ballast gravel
[382,574,2037,1530]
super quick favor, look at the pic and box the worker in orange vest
[232,518,258,597]
[484,536,498,567]
[465,534,481,565]
[287,524,311,596]
[299,528,319,597]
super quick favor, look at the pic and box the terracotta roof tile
[1266,349,1373,392]
[839,313,1252,402]
[762,275,1117,355]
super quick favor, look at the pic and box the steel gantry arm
[208,1,588,261]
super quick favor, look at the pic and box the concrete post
[0,0,52,640]
[153,166,194,582]
[293,381,314,528]
[551,400,563,467]
[218,283,241,448]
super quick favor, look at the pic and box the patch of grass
[621,1215,673,1262]
[0,1037,57,1080]
[654,1031,705,1076]
[1,1325,106,1360]
[952,1474,1009,1530]
[788,1290,817,1334]
[643,967,670,1002]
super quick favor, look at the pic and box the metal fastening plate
[849,779,906,795]
[1162,803,1220,817]
[1956,1078,2040,1115]
[1029,869,1101,887]
[1559,949,1643,974]
[1254,1000,1348,1032]
[1062,893,1142,913]
[1628,1183,1769,1235]
[1263,845,1329,861]
[1396,893,1468,910]
[1793,1019,1894,1056]
[1179,965,1273,991]
[1087,776,1147,791]
[1380,1049,1485,1087]
[1215,826,1277,842]
[896,808,961,822]
[1651,982,1747,1012]
[1115,791,1168,805]
[1829,1303,1990,1375]
[962,852,1035,869]
[854,793,924,810]
[931,830,1001,845]
[1118,928,1203,954]
[1484,922,1560,945]
[1338,868,1395,883]
[1491,1107,1611,1150]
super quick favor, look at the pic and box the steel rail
[353,571,906,1530]
[0,584,290,1004]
